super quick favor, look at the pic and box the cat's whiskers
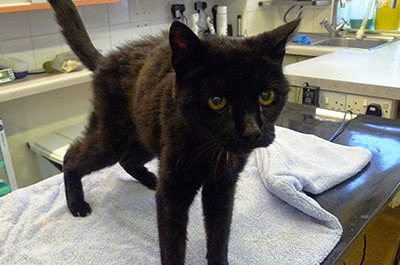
[190,141,219,165]
[225,151,231,174]
[213,146,225,187]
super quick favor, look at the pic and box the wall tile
[131,22,148,41]
[59,34,71,53]
[129,0,152,22]
[110,23,132,48]
[0,12,31,41]
[247,9,275,36]
[313,8,333,33]
[107,0,130,25]
[298,8,314,32]
[83,4,109,29]
[87,27,112,55]
[28,9,59,37]
[31,33,63,69]
[150,0,169,21]
[0,38,36,71]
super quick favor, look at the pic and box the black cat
[48,1,300,264]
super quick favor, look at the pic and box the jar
[349,0,376,29]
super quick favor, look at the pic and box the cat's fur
[48,0,300,264]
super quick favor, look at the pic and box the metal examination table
[276,103,400,264]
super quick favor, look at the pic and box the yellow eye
[259,91,275,106]
[208,96,227,111]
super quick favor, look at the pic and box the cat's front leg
[202,178,237,265]
[156,167,201,265]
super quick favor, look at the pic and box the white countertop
[284,39,400,100]
[0,69,92,102]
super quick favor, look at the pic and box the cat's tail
[48,0,102,71]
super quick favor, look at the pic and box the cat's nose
[243,115,262,142]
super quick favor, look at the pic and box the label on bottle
[377,0,397,8]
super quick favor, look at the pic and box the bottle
[216,6,228,36]
[376,0,400,30]
[349,0,376,29]
[237,15,243,37]
[189,13,200,36]
[206,16,216,35]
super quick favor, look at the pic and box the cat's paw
[140,172,158,190]
[68,201,92,217]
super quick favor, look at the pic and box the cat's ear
[169,21,208,76]
[247,18,301,63]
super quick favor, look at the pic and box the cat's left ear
[247,18,301,63]
[169,21,208,77]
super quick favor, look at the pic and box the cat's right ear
[169,21,208,77]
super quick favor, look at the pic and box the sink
[314,37,396,49]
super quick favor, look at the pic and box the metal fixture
[319,0,347,37]
[320,17,348,38]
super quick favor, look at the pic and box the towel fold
[256,126,372,230]
[0,126,372,265]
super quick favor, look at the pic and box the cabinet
[0,119,17,196]
[0,0,120,14]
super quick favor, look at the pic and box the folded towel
[256,126,372,230]
[292,35,312,45]
[0,127,371,265]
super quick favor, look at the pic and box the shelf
[259,0,332,7]
[0,0,120,14]
[0,69,93,103]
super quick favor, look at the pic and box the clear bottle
[349,0,376,29]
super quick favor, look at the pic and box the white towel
[256,126,372,230]
[0,127,371,265]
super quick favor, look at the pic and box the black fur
[48,0,300,263]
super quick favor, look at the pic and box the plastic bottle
[237,15,243,37]
[189,13,200,36]
[376,0,400,30]
[349,0,376,29]
[216,6,228,36]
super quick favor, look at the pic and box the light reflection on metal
[347,131,400,172]
[364,123,400,133]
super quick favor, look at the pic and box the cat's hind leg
[119,146,157,190]
[64,133,119,217]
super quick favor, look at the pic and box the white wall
[0,0,219,71]
[219,0,334,36]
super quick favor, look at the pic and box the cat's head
[169,19,300,153]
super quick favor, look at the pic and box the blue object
[14,71,28,79]
[292,35,312,45]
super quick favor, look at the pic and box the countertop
[284,37,400,100]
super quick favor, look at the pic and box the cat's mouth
[224,133,275,153]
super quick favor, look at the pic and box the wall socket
[319,90,347,112]
[346,94,395,119]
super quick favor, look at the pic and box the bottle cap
[217,6,227,14]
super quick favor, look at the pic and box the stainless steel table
[276,103,400,265]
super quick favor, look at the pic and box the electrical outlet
[318,90,346,112]
[346,94,395,119]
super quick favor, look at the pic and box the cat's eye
[259,91,275,106]
[208,96,227,111]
